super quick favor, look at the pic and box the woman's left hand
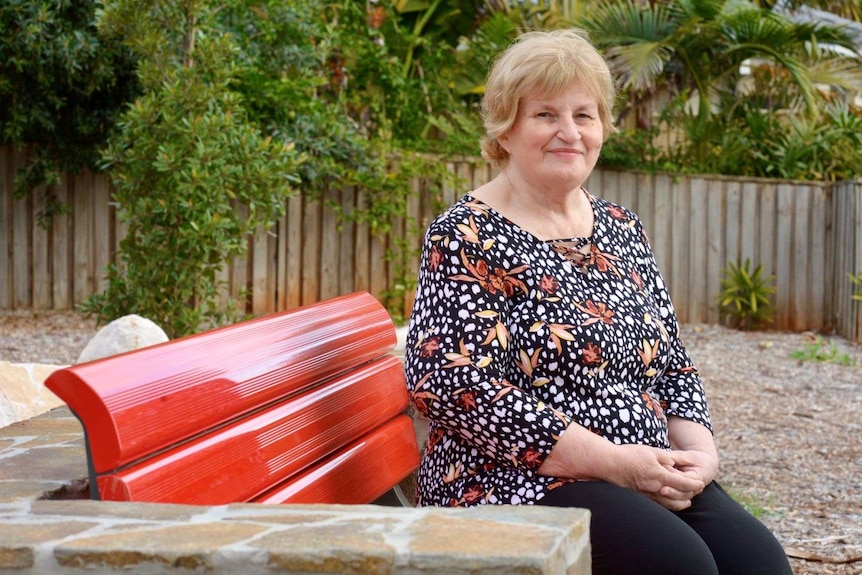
[667,416,719,487]
[669,449,718,486]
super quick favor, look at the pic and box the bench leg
[372,484,414,507]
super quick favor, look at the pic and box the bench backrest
[45,292,419,505]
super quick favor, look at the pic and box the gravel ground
[687,324,862,574]
[0,309,99,365]
[1,309,861,574]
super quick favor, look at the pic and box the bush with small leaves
[79,0,301,338]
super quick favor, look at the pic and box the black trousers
[537,481,793,575]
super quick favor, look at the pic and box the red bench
[45,291,419,506]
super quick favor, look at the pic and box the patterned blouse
[404,191,712,507]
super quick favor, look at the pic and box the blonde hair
[480,29,617,168]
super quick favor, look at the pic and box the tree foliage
[79,0,300,337]
[581,0,862,179]
[216,0,486,318]
[774,0,862,22]
[581,0,862,119]
[0,0,138,222]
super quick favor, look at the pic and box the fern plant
[717,258,776,330]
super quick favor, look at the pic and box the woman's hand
[607,444,705,511]
[667,416,719,487]
[670,448,718,487]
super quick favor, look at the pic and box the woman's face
[499,81,603,191]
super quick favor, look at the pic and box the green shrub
[0,0,138,222]
[79,0,300,338]
[717,258,776,330]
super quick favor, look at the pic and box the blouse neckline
[462,188,600,246]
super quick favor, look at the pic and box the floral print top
[404,191,712,507]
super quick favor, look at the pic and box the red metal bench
[45,291,419,506]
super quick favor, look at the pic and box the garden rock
[76,315,169,364]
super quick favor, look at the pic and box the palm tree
[579,0,862,128]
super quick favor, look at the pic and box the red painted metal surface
[95,355,409,504]
[45,292,396,474]
[255,415,420,505]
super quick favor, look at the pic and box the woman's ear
[497,133,510,153]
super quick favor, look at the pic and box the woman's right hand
[607,444,705,511]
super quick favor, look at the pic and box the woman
[404,29,792,574]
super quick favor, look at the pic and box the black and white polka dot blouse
[404,191,712,507]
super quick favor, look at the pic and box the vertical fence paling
[857,182,862,342]
[11,150,29,310]
[688,176,709,325]
[0,147,12,309]
[831,180,862,342]
[670,174,692,323]
[1,144,860,344]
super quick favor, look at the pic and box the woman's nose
[557,116,582,141]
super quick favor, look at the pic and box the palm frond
[805,57,862,93]
[580,0,679,91]
[605,43,675,91]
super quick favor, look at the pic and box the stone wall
[0,407,591,574]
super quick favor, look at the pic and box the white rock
[76,314,169,364]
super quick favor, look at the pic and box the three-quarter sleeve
[632,220,712,431]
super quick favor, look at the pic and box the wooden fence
[584,170,862,344]
[2,146,861,342]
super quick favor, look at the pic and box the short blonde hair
[480,29,617,168]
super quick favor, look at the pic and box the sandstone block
[0,362,65,428]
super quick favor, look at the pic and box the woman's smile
[548,147,584,157]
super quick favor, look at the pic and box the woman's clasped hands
[609,444,717,511]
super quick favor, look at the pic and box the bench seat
[45,292,419,505]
